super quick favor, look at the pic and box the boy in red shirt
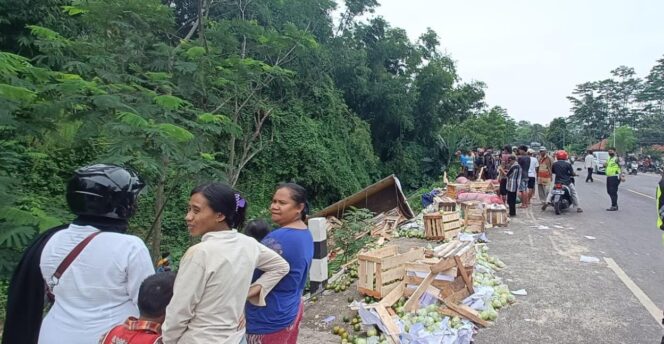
[100,272,175,344]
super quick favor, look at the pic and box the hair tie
[234,193,246,212]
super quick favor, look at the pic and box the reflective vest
[658,178,663,230]
[606,156,621,176]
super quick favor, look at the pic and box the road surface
[300,167,664,343]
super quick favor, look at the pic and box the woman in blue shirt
[245,183,314,344]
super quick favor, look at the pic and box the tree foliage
[0,0,520,280]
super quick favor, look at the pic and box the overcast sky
[371,0,664,125]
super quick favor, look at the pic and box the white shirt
[39,224,155,344]
[528,156,539,177]
[585,154,594,168]
[162,230,289,344]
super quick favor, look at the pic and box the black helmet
[66,164,145,220]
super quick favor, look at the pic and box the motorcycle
[628,162,638,175]
[551,183,572,215]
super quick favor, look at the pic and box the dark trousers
[606,176,620,207]
[586,168,593,182]
[507,191,517,216]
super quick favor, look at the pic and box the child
[100,272,176,344]
[244,219,271,242]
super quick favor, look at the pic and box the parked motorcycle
[628,161,638,175]
[551,183,572,215]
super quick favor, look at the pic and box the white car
[593,151,609,174]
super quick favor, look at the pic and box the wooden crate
[469,181,492,192]
[486,207,509,227]
[464,208,486,233]
[357,246,425,299]
[424,213,462,241]
[434,196,457,212]
[441,211,460,222]
[445,183,468,199]
[459,201,482,218]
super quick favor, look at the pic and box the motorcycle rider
[542,150,583,213]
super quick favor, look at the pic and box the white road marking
[625,188,656,200]
[604,257,663,327]
[584,175,656,200]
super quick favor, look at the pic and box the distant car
[593,151,609,174]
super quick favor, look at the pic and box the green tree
[608,126,637,155]
[545,117,569,149]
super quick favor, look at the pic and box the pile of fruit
[332,314,389,344]
[326,263,359,293]
[398,303,468,334]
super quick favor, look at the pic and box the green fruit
[335,286,341,292]
[353,324,361,332]
[366,327,378,337]
[333,326,341,335]
[343,316,350,323]
[347,297,354,303]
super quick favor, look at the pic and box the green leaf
[0,84,36,103]
[154,95,187,110]
[185,46,206,60]
[26,25,70,45]
[197,113,230,124]
[0,226,35,249]
[155,123,194,142]
[117,112,149,128]
[145,72,172,81]
[200,152,215,161]
[62,5,88,16]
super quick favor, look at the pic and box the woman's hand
[247,284,262,299]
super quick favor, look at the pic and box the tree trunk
[151,179,164,262]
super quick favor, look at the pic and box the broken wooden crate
[402,240,476,306]
[485,205,509,227]
[357,245,425,299]
[423,212,462,240]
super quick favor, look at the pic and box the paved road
[475,164,664,343]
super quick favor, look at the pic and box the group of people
[3,164,313,344]
[457,145,582,216]
[459,144,637,216]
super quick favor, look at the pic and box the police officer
[605,147,622,211]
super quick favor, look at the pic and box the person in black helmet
[2,164,154,344]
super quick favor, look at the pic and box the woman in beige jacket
[162,183,289,344]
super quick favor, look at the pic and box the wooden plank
[382,248,424,270]
[454,255,474,295]
[405,262,434,273]
[445,241,469,258]
[404,275,454,289]
[380,266,405,285]
[403,272,435,312]
[446,302,491,328]
[438,240,461,257]
[379,282,405,307]
[439,308,463,318]
[375,262,383,293]
[367,262,375,291]
[430,257,456,273]
[380,280,401,297]
[375,305,401,344]
[358,287,381,298]
[358,259,367,289]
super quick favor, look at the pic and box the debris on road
[579,255,600,263]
